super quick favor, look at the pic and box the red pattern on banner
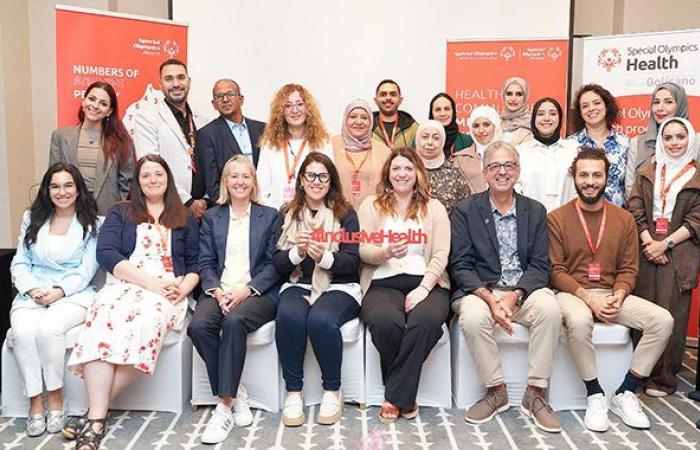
[56,9,188,127]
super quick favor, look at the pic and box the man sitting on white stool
[548,148,673,432]
[450,141,562,433]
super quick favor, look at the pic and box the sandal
[400,404,419,420]
[378,401,400,424]
[62,414,88,440]
[75,416,108,450]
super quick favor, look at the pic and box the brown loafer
[521,386,561,433]
[465,384,509,424]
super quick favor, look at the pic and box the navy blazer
[97,203,199,277]
[449,190,550,302]
[197,116,266,200]
[198,202,281,301]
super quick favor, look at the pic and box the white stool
[549,323,632,411]
[1,320,192,417]
[365,323,451,407]
[451,319,531,409]
[280,318,365,407]
[191,320,280,412]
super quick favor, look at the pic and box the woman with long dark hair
[10,163,99,437]
[274,152,361,427]
[64,155,199,449]
[50,81,134,215]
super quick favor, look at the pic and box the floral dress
[68,223,187,375]
[570,129,630,207]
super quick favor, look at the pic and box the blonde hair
[260,83,329,150]
[216,155,259,205]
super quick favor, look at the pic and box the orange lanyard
[575,200,607,258]
[659,161,695,215]
[283,140,307,183]
[377,119,398,148]
[343,145,372,178]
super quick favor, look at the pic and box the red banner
[446,39,570,134]
[55,6,187,127]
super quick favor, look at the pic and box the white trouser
[10,303,86,397]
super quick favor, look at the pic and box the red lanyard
[377,119,398,149]
[186,112,197,173]
[283,140,307,183]
[659,161,695,215]
[343,145,371,178]
[574,200,607,258]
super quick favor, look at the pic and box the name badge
[655,218,669,236]
[283,184,295,202]
[350,177,362,196]
[587,263,601,281]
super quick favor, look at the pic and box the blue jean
[275,287,360,392]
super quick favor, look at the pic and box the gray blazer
[49,124,134,215]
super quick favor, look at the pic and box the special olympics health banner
[581,29,700,137]
[446,38,570,133]
[55,5,188,127]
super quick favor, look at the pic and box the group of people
[7,56,699,448]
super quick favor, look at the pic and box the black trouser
[188,293,277,397]
[361,274,450,409]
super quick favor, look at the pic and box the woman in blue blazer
[64,155,199,449]
[188,155,281,444]
[10,163,99,437]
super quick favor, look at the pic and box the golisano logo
[597,48,622,72]
[163,40,180,58]
[500,46,515,61]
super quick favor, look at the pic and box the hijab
[416,120,446,168]
[428,93,459,155]
[653,117,697,219]
[467,105,503,159]
[640,83,689,154]
[500,77,531,132]
[530,97,563,147]
[341,99,373,151]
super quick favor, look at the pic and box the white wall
[173,0,571,135]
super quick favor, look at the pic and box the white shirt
[516,138,578,212]
[373,215,426,280]
[220,205,252,291]
[257,138,334,210]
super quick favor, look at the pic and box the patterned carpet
[1,351,698,449]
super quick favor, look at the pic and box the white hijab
[467,105,504,159]
[653,117,698,219]
[416,120,446,168]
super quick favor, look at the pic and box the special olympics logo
[597,48,622,72]
[547,46,562,61]
[500,46,516,61]
[163,40,180,58]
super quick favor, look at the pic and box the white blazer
[10,212,100,312]
[125,84,210,203]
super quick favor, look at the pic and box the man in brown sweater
[548,148,673,432]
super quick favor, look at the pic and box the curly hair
[260,83,329,150]
[373,148,431,221]
[571,83,619,133]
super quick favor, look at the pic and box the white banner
[581,29,700,137]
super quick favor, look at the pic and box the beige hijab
[277,203,341,304]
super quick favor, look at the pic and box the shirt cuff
[318,251,334,270]
[205,287,219,297]
[248,285,261,296]
[289,246,304,265]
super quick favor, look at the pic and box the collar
[229,203,251,220]
[577,128,619,145]
[225,117,247,130]
[165,99,191,119]
[489,196,517,218]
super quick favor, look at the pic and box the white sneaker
[233,395,253,427]
[283,392,305,427]
[317,390,343,425]
[584,393,609,432]
[46,410,64,434]
[610,391,650,429]
[26,413,46,437]
[201,406,234,444]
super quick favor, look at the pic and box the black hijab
[429,93,460,157]
[530,97,563,146]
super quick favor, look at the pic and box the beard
[575,182,606,204]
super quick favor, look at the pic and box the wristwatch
[666,238,676,249]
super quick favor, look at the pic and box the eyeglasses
[485,162,519,173]
[213,91,240,102]
[284,102,306,112]
[302,172,330,183]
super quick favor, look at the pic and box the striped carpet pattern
[1,351,698,449]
